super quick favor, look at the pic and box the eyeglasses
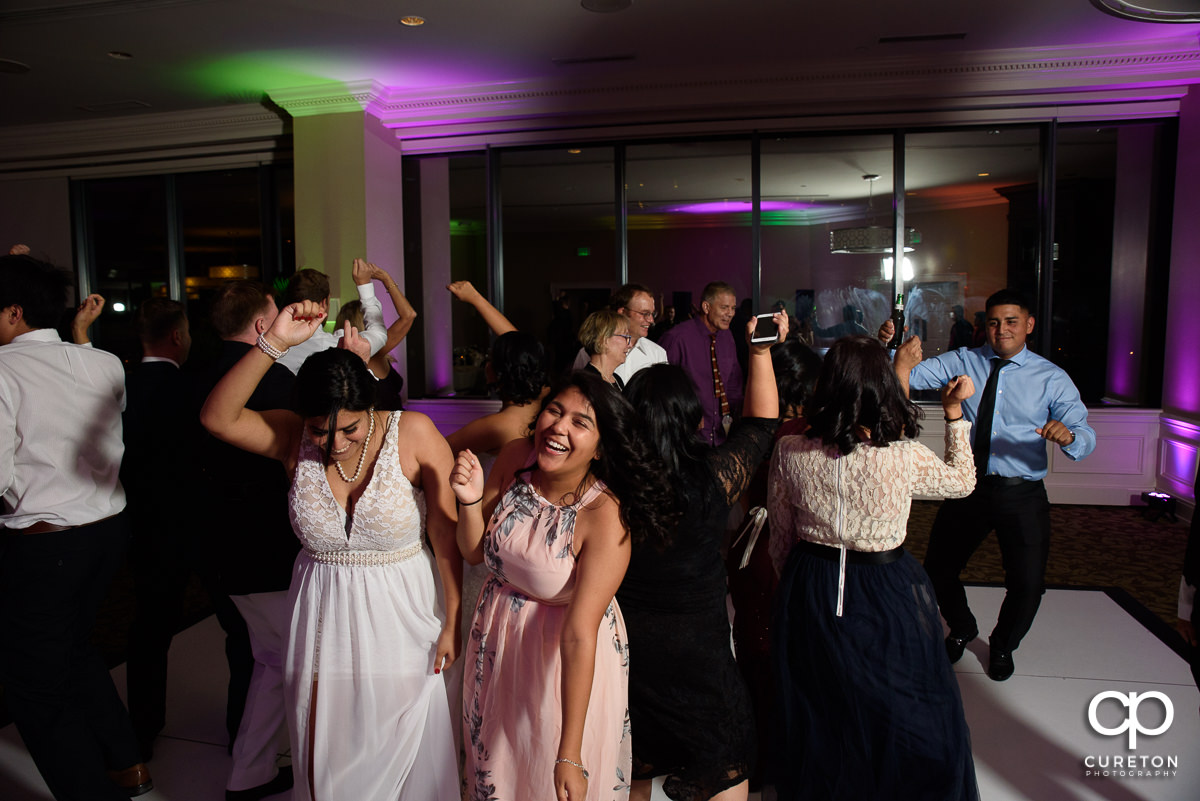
[612,333,632,344]
[627,309,655,320]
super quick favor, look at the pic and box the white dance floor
[1,587,1197,800]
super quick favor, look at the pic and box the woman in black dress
[619,310,787,801]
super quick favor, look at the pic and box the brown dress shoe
[108,763,154,797]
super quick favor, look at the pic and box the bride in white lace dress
[201,301,462,801]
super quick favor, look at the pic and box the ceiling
[2,0,1199,130]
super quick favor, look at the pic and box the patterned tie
[709,334,731,440]
[973,357,1013,476]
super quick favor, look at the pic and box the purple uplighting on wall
[668,200,819,214]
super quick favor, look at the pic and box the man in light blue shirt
[897,289,1095,681]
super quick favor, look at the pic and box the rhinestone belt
[303,542,424,566]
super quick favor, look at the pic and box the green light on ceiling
[186,55,341,101]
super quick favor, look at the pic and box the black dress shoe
[988,647,1015,681]
[107,763,153,797]
[226,766,294,801]
[944,629,977,663]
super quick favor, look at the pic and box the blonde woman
[578,310,633,390]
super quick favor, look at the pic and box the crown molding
[270,80,383,118]
[335,36,1200,135]
[0,103,290,170]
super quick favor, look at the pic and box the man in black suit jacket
[194,281,299,801]
[120,298,197,761]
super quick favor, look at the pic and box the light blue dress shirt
[908,344,1096,480]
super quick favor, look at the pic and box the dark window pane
[83,175,170,362]
[501,146,617,378]
[761,133,894,352]
[627,139,753,343]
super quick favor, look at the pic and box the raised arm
[350,258,389,357]
[450,437,529,564]
[71,294,105,345]
[555,495,630,801]
[909,375,977,498]
[405,412,463,674]
[448,280,516,336]
[366,261,418,356]
[199,301,325,464]
[742,309,787,419]
[892,334,922,397]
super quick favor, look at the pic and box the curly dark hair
[524,370,675,550]
[804,335,922,455]
[292,348,378,461]
[490,331,547,406]
[772,339,822,414]
[623,363,706,481]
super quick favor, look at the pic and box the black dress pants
[0,515,142,801]
[923,478,1051,652]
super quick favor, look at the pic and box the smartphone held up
[751,312,779,344]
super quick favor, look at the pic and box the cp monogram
[1087,691,1174,749]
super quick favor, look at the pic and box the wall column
[292,110,410,393]
[1159,87,1200,505]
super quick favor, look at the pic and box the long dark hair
[772,339,822,415]
[623,364,707,482]
[527,370,675,550]
[804,335,921,455]
[490,330,547,406]
[292,348,379,461]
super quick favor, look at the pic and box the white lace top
[767,419,975,578]
[288,411,427,555]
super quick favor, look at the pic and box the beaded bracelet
[255,333,289,360]
[554,758,589,779]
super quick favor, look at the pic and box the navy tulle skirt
[773,544,979,801]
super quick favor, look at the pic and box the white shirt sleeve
[356,283,387,357]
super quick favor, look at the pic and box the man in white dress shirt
[572,283,668,382]
[0,253,150,799]
[276,259,389,374]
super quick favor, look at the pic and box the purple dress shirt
[659,316,745,445]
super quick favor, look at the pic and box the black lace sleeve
[706,417,778,507]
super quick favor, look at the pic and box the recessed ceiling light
[400,15,425,26]
[567,148,582,154]
[107,51,134,60]
[978,172,990,177]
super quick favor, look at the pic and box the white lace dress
[285,411,459,801]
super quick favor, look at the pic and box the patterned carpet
[905,500,1191,625]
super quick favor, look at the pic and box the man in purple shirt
[659,281,744,445]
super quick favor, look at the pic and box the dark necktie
[973,358,1013,476]
[709,334,731,442]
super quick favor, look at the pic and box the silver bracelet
[554,758,589,779]
[255,333,289,360]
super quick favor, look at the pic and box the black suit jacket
[121,360,198,558]
[193,341,300,595]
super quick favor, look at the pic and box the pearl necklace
[335,409,375,483]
